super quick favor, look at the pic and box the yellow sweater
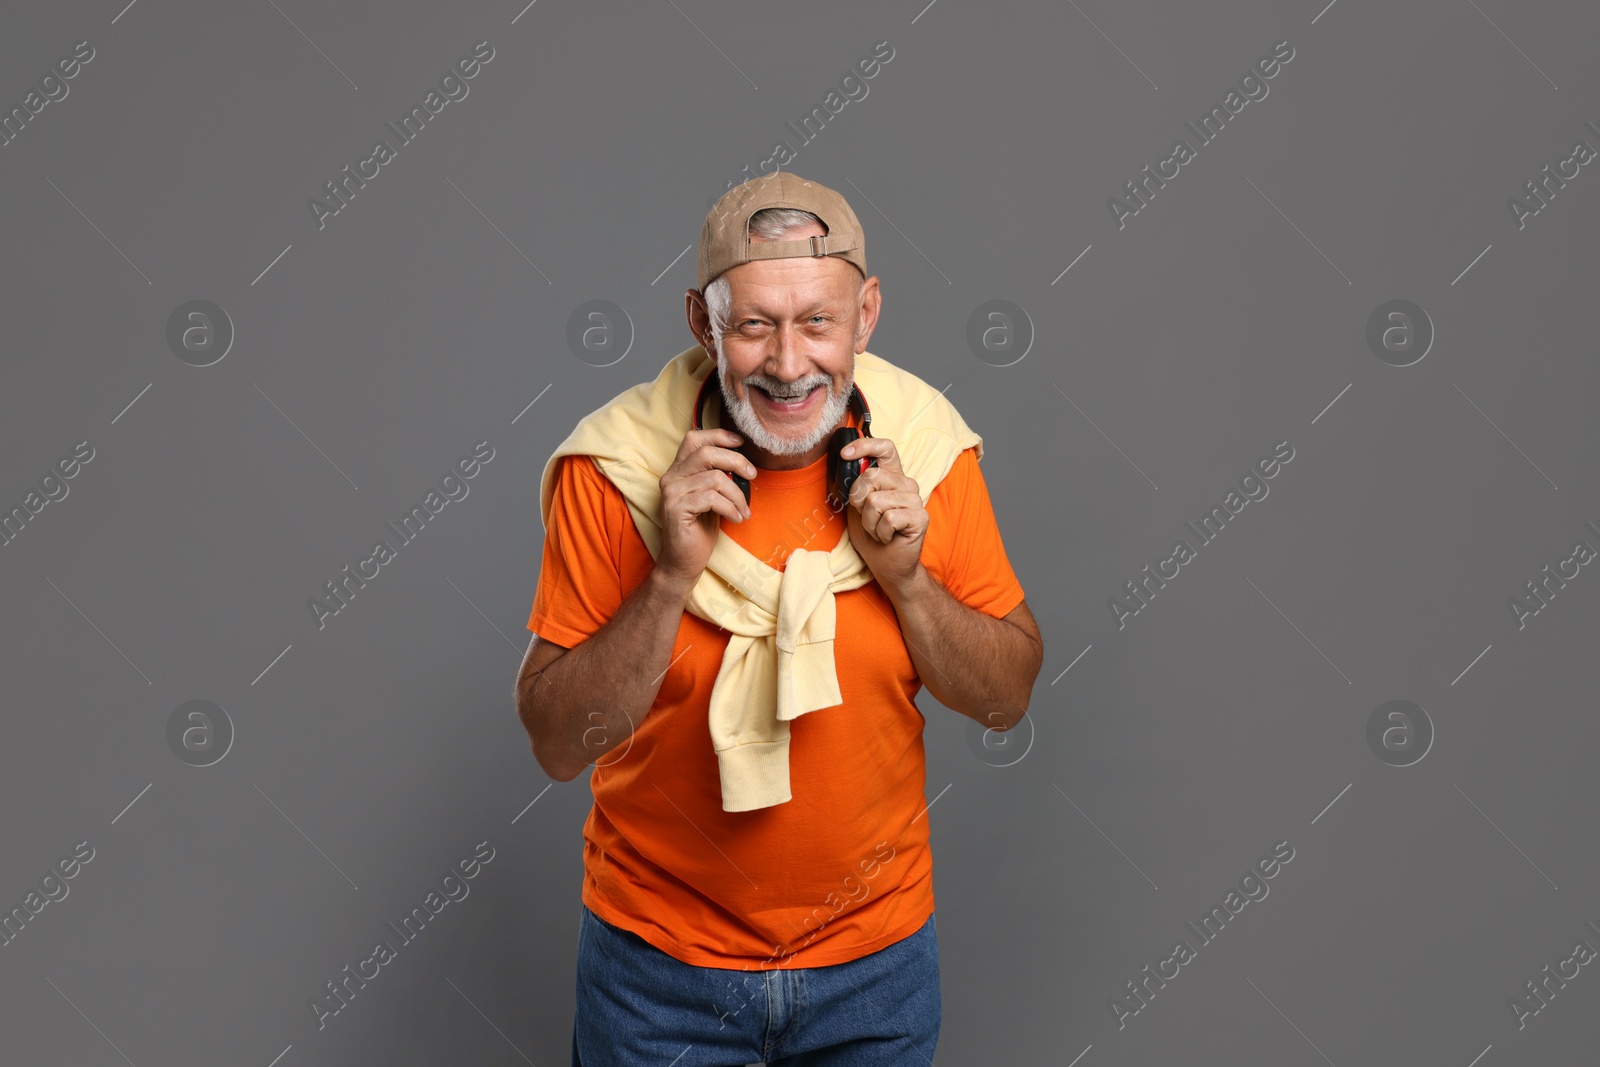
[539,344,982,811]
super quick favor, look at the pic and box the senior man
[515,171,1042,1066]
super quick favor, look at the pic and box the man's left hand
[841,436,927,596]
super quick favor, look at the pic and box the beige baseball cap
[696,171,868,293]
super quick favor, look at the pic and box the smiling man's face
[688,219,882,471]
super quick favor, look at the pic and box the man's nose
[763,323,808,380]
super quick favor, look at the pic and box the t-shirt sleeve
[526,455,627,648]
[924,446,1026,620]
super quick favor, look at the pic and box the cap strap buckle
[740,233,857,262]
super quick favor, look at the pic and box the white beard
[715,344,853,458]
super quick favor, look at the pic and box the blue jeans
[571,904,941,1066]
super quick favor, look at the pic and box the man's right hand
[655,427,757,590]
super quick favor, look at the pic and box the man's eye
[810,315,827,324]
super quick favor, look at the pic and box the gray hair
[703,207,866,344]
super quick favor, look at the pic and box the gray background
[2,0,1596,1064]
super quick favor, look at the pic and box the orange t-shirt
[527,432,1025,970]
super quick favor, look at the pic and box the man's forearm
[882,563,1040,729]
[523,568,692,781]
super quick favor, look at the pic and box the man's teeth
[761,385,817,401]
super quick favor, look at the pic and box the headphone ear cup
[827,427,852,507]
[700,374,750,505]
[830,427,866,507]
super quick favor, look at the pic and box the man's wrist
[646,564,697,607]
[883,562,937,613]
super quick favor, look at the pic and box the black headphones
[692,372,876,510]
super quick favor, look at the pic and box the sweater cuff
[715,737,794,812]
[776,637,842,721]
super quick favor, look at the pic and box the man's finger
[873,506,917,544]
[841,436,901,473]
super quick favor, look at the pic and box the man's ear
[853,275,882,353]
[685,288,714,350]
